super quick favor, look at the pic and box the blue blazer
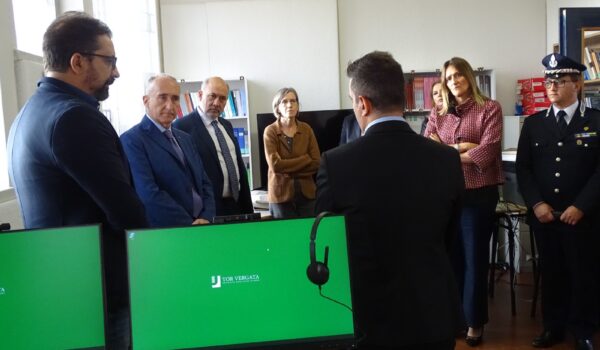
[173,110,253,215]
[121,116,216,227]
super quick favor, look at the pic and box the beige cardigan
[263,119,321,203]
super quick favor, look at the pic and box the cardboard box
[523,106,548,116]
[518,77,546,92]
[521,94,550,107]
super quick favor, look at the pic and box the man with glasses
[516,53,600,350]
[7,11,147,348]
[174,77,253,216]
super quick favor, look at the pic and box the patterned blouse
[424,97,504,189]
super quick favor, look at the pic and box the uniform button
[585,144,588,147]
[557,142,563,147]
[554,188,560,193]
[535,142,539,146]
[555,157,561,162]
[555,172,560,177]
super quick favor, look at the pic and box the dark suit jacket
[120,116,216,226]
[316,120,464,347]
[339,113,361,145]
[7,77,148,309]
[516,104,600,232]
[173,109,253,215]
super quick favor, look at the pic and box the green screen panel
[127,216,353,350]
[0,225,105,349]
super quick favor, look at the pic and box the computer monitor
[0,225,106,349]
[126,216,354,349]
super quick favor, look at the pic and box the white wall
[161,0,340,112]
[161,0,549,130]
[338,0,547,116]
[546,0,600,53]
[161,0,340,185]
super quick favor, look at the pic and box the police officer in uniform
[516,53,600,350]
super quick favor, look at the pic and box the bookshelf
[177,77,252,186]
[582,28,600,109]
[403,69,496,133]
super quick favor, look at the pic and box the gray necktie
[164,129,185,165]
[211,120,239,201]
[164,129,203,218]
[556,110,567,132]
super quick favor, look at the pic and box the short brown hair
[43,11,112,72]
[272,87,299,118]
[346,51,405,113]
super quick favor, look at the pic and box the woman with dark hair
[425,57,503,347]
[263,87,320,218]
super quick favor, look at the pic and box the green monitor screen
[126,216,354,349]
[0,225,106,349]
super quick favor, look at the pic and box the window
[2,0,160,193]
[0,85,8,191]
[93,0,161,134]
[11,0,56,56]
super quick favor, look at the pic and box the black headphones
[307,211,332,286]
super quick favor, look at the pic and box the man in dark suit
[339,112,361,145]
[173,76,253,216]
[6,12,147,347]
[315,51,464,349]
[121,74,215,227]
[516,53,600,350]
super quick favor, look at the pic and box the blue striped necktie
[211,120,239,201]
[164,129,203,217]
[164,129,185,165]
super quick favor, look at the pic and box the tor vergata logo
[211,274,260,289]
[211,276,222,289]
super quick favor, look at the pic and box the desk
[489,202,528,316]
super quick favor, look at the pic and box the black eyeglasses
[544,79,573,89]
[80,52,117,68]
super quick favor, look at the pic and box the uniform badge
[549,55,558,68]
[584,126,590,131]
[577,139,583,145]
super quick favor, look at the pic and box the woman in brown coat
[263,87,320,219]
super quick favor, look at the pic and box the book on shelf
[232,90,245,116]
[239,91,247,116]
[476,74,492,98]
[223,99,233,118]
[413,77,425,111]
[183,93,193,114]
[404,78,414,111]
[189,91,201,108]
[584,87,600,109]
[590,48,600,79]
[584,46,599,80]
[233,127,248,154]
[422,76,439,110]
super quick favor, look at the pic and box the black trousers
[535,224,600,338]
